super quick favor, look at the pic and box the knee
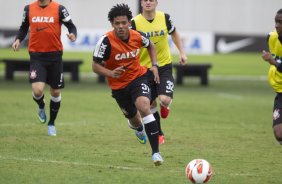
[32,89,44,97]
[50,89,61,97]
[159,95,172,107]
[273,125,282,144]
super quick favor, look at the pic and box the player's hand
[179,53,187,65]
[262,50,276,65]
[111,66,125,78]
[12,39,20,51]
[67,33,76,42]
[262,50,271,61]
[151,66,160,84]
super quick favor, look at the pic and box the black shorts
[273,93,282,126]
[146,63,174,102]
[29,56,64,89]
[112,75,151,119]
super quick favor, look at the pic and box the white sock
[50,95,61,102]
[142,114,155,124]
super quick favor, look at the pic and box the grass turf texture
[0,49,282,183]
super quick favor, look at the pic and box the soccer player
[262,8,282,145]
[92,3,163,165]
[12,0,77,136]
[131,0,187,144]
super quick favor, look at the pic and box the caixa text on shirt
[115,49,140,61]
[32,16,54,23]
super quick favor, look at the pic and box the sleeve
[16,5,29,42]
[93,35,111,64]
[138,31,151,48]
[165,13,176,35]
[130,19,137,30]
[59,5,77,37]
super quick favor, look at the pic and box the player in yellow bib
[262,8,282,145]
[131,0,187,144]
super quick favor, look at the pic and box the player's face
[275,13,282,36]
[112,16,130,40]
[141,0,158,12]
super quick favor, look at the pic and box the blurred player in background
[12,0,77,136]
[131,0,187,144]
[262,8,282,145]
[92,3,164,166]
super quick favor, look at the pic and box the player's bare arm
[146,42,160,84]
[171,30,187,65]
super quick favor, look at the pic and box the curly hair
[278,9,282,14]
[108,3,133,22]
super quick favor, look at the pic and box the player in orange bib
[12,0,77,136]
[92,4,163,166]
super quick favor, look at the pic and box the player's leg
[151,100,165,144]
[147,70,165,144]
[272,94,282,145]
[47,60,64,136]
[273,124,282,145]
[159,95,172,118]
[131,77,163,165]
[47,88,61,136]
[128,112,147,144]
[135,95,163,166]
[30,61,47,124]
[157,64,174,119]
[112,87,146,144]
[32,82,46,123]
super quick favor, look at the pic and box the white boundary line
[0,155,261,176]
[0,155,143,171]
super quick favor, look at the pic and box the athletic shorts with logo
[273,93,282,126]
[29,53,64,89]
[146,63,174,103]
[112,75,151,119]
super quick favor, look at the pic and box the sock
[136,124,143,132]
[143,114,159,154]
[32,93,45,109]
[153,111,163,136]
[49,95,61,126]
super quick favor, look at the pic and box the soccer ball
[185,159,212,183]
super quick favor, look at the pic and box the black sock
[33,94,45,109]
[153,111,164,136]
[136,124,143,132]
[144,121,159,154]
[48,100,61,126]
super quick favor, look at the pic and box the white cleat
[152,152,164,166]
[48,125,56,136]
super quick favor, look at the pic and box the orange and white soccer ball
[185,159,213,183]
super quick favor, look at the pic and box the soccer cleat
[158,135,165,145]
[152,152,164,166]
[160,104,170,119]
[37,107,47,124]
[48,125,56,136]
[135,130,147,144]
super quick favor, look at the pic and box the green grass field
[0,49,282,184]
